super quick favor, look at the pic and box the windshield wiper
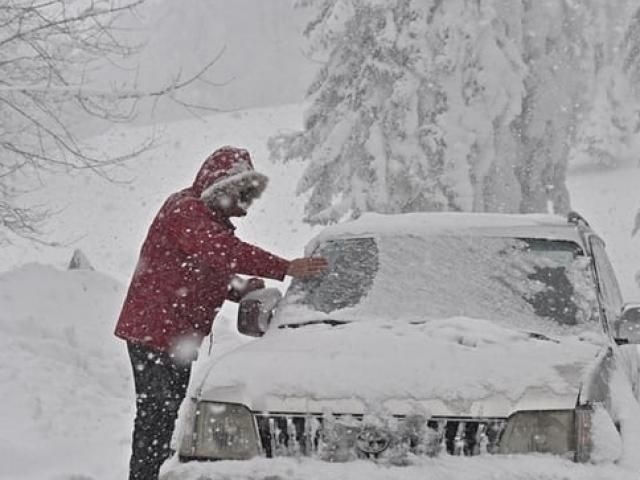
[279,319,349,329]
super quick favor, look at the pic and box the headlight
[499,407,592,461]
[179,401,260,460]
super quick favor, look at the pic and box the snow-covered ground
[161,454,639,480]
[2,267,637,480]
[0,265,131,480]
[2,103,640,479]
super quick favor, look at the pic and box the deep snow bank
[0,261,256,480]
[0,264,132,480]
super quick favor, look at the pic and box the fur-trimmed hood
[193,146,268,205]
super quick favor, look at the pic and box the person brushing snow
[114,146,327,480]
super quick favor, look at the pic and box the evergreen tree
[570,1,638,169]
[514,0,590,213]
[271,0,618,224]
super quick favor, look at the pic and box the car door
[590,236,640,400]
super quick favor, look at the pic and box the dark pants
[127,342,192,480]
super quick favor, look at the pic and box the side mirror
[237,288,283,337]
[614,303,640,345]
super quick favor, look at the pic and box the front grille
[254,413,506,459]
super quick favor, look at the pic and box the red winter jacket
[114,147,290,352]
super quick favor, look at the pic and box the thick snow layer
[285,234,600,339]
[306,212,583,254]
[0,264,132,480]
[161,454,639,480]
[199,319,601,417]
[590,405,624,464]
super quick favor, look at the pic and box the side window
[590,238,623,325]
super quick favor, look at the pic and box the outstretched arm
[286,257,329,278]
[167,198,327,280]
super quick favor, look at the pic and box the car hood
[198,317,605,417]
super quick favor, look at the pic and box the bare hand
[287,257,329,278]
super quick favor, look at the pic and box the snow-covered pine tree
[271,0,527,223]
[271,0,616,224]
[433,0,526,214]
[573,65,637,168]
[513,0,590,213]
[565,1,638,169]
[623,5,640,93]
[618,4,640,249]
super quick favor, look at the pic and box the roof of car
[307,212,588,253]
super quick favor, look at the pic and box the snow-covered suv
[171,212,640,467]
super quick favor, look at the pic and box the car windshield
[276,235,600,336]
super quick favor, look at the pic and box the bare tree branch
[0,0,226,243]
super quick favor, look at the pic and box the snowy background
[3,1,640,479]
[2,102,640,480]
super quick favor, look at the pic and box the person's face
[216,190,253,217]
[225,193,249,217]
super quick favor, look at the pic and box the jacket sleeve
[166,198,290,280]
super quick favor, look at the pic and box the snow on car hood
[198,317,604,417]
